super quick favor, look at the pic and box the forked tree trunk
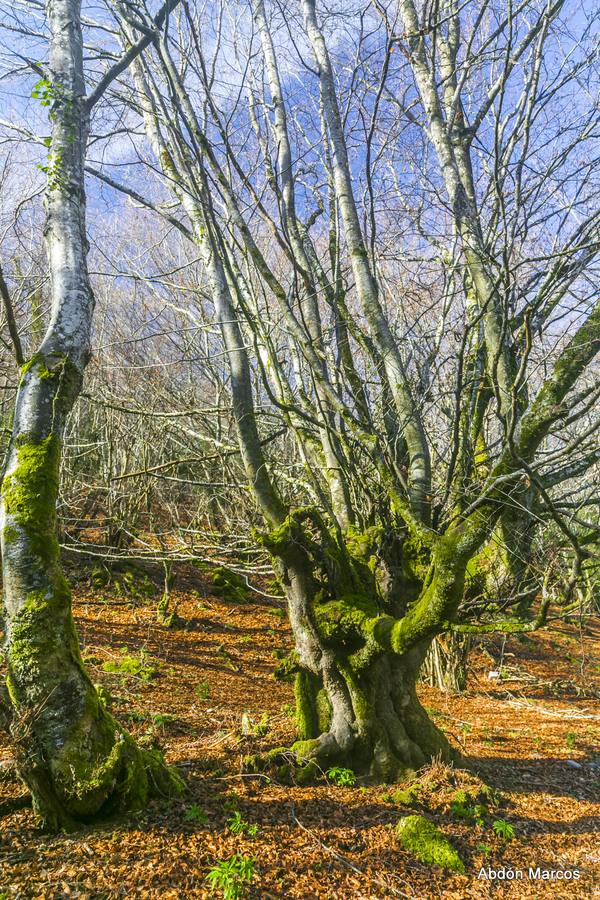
[0,0,182,830]
[260,514,458,781]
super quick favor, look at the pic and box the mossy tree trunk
[0,0,182,830]
[259,511,459,779]
[114,0,599,785]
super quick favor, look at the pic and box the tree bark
[0,0,182,830]
[259,512,457,780]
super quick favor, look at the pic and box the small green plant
[90,564,111,588]
[450,801,488,828]
[195,680,211,700]
[102,647,157,681]
[449,789,487,826]
[383,782,422,807]
[267,607,285,619]
[325,767,356,787]
[217,644,240,672]
[222,793,240,813]
[205,855,256,899]
[450,798,474,820]
[565,732,577,750]
[152,713,176,730]
[478,843,493,857]
[280,702,294,717]
[492,818,515,840]
[126,709,151,723]
[184,804,208,825]
[227,811,259,838]
[253,714,270,737]
[458,722,472,741]
[478,785,501,807]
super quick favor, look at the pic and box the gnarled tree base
[258,656,458,786]
[5,691,185,832]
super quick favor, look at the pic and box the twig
[290,803,414,898]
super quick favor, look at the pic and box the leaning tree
[94,0,599,780]
[0,0,184,829]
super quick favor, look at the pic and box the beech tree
[0,0,183,828]
[98,0,598,780]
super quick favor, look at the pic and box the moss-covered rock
[395,815,465,873]
[211,566,249,603]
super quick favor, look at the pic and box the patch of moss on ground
[396,814,465,873]
[385,782,422,807]
[211,566,249,603]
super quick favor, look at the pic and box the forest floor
[0,560,599,899]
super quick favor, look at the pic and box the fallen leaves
[0,571,598,898]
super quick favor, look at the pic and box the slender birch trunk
[0,0,182,830]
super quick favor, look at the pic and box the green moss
[344,525,384,582]
[3,435,61,567]
[102,648,158,681]
[315,688,332,733]
[19,352,79,392]
[94,684,112,709]
[273,651,299,681]
[242,754,262,774]
[400,532,431,584]
[50,702,184,820]
[389,783,422,807]
[254,513,299,555]
[211,566,248,603]
[395,815,465,873]
[142,746,185,799]
[294,671,317,740]
[314,593,378,644]
[7,580,182,824]
[291,738,321,760]
[7,578,76,698]
[2,525,20,544]
[295,760,319,785]
[20,352,51,381]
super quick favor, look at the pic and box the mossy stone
[396,815,465,873]
[211,566,248,603]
